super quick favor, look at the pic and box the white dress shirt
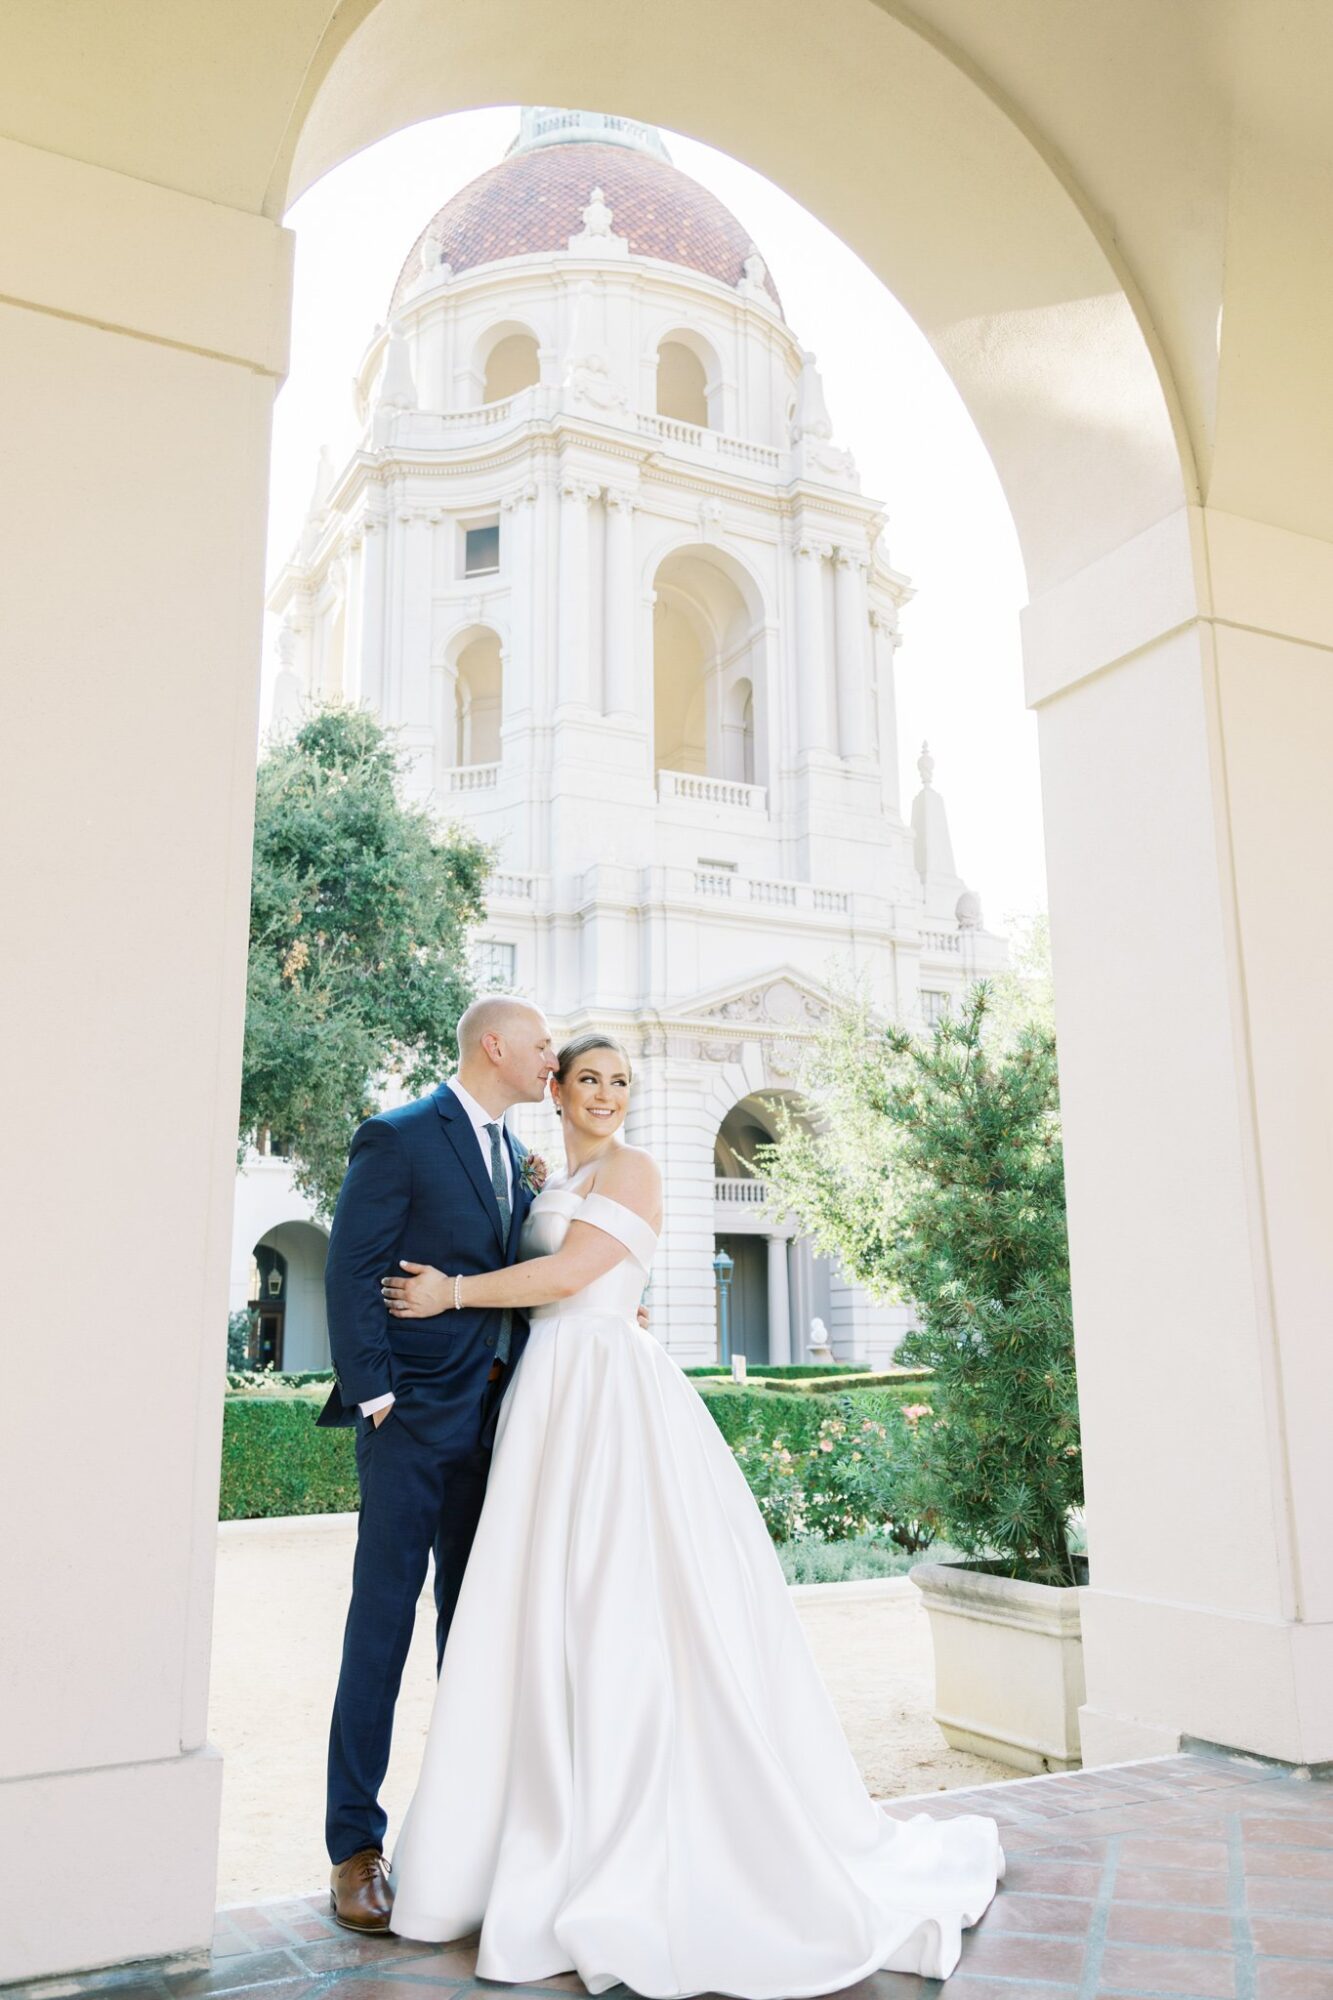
[360,1078,513,1417]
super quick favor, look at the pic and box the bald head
[457,994,536,1060]
[455,994,557,1114]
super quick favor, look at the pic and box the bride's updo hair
[551,1032,633,1115]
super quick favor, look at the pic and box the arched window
[651,547,765,789]
[454,629,503,765]
[483,331,540,404]
[657,339,711,428]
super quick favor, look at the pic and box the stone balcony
[714,1174,779,1234]
[379,387,797,487]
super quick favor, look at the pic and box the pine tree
[762,983,1081,1584]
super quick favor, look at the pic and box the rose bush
[731,1394,936,1549]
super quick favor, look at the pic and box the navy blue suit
[320,1081,534,1864]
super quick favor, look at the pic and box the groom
[318,994,556,1933]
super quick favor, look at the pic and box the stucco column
[500,481,538,725]
[624,1047,718,1361]
[833,547,873,759]
[793,536,832,754]
[871,609,901,815]
[557,475,597,708]
[353,501,387,709]
[1025,504,1333,1769]
[0,136,292,1980]
[392,505,435,803]
[766,1234,792,1365]
[603,487,638,715]
[788,1236,814,1358]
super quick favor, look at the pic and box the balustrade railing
[717,434,783,470]
[657,769,768,812]
[638,413,783,472]
[694,869,735,897]
[438,398,515,430]
[714,1176,770,1204]
[440,762,500,792]
[920,928,962,953]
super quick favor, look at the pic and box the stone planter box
[910,1558,1087,1773]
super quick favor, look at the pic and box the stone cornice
[272,424,896,605]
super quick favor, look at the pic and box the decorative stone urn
[910,1559,1087,1773]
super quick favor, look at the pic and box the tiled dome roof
[389,141,783,318]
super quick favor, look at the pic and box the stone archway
[9,1,1333,1980]
[251,1221,331,1372]
[650,545,768,789]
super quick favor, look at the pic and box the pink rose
[520,1151,549,1195]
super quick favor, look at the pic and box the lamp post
[712,1246,735,1365]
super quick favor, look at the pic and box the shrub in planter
[762,982,1080,1586]
[886,997,1079,1586]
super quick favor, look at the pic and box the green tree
[240,707,490,1214]
[761,983,1080,1585]
[983,912,1055,1049]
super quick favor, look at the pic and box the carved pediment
[681,970,832,1032]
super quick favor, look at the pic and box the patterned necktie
[484,1122,513,1365]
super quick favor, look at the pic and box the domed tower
[266,109,1001,1366]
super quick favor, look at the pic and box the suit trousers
[325,1374,504,1864]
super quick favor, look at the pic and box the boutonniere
[519,1151,548,1196]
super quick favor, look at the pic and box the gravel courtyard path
[209,1515,1011,1906]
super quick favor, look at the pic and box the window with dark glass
[464,522,500,575]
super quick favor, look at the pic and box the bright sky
[267,107,1045,925]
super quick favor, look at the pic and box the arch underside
[281,0,1191,598]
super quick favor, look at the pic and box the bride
[379,1031,1002,1994]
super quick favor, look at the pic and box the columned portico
[766,1234,793,1365]
[0,135,292,1978]
[1026,505,1333,1766]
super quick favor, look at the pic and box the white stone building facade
[237,108,1003,1369]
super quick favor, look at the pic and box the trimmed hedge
[218,1377,940,1522]
[220,1391,357,1521]
[681,1362,871,1379]
[227,1369,334,1392]
[762,1369,932,1395]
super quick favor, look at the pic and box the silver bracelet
[453,1272,463,1313]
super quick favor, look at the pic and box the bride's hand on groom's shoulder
[382,1261,451,1317]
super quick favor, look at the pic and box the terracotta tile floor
[11,1751,1333,2000]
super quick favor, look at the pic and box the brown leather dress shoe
[330,1847,394,1932]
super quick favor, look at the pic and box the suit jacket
[318,1082,534,1443]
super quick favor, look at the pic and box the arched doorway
[651,545,767,789]
[246,1222,331,1373]
[437,623,505,785]
[656,330,718,430]
[713,1093,833,1366]
[475,323,542,405]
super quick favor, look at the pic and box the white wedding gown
[389,1178,1002,1993]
